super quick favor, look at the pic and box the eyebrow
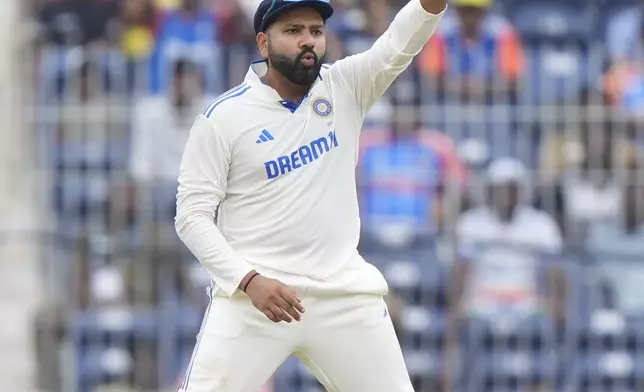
[282,23,325,29]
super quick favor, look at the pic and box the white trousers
[179,292,414,392]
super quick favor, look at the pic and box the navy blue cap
[254,0,334,35]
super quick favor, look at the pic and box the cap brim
[262,1,334,32]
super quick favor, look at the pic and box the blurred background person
[446,157,565,391]
[149,0,222,94]
[119,0,158,93]
[450,158,565,328]
[538,87,641,243]
[418,0,524,104]
[358,101,469,248]
[130,58,210,224]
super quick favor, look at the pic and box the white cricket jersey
[175,0,445,298]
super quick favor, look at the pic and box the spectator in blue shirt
[358,103,468,246]
[149,0,221,94]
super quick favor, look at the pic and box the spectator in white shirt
[448,158,566,328]
[130,58,212,221]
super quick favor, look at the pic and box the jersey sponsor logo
[312,97,333,117]
[255,129,275,144]
[264,130,339,179]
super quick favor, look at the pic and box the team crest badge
[312,97,333,117]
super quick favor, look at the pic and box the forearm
[379,0,445,61]
[175,209,255,298]
[330,0,446,113]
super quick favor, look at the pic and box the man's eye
[312,30,323,36]
[286,29,298,34]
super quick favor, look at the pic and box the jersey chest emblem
[311,97,333,118]
[264,130,339,179]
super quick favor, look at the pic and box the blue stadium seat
[575,310,643,355]
[402,347,445,385]
[71,307,159,342]
[71,308,159,392]
[376,249,448,308]
[76,346,133,391]
[459,315,562,389]
[399,307,447,350]
[463,315,557,352]
[575,351,644,390]
[470,350,560,389]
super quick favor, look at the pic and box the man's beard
[268,42,324,87]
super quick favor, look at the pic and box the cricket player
[175,0,446,390]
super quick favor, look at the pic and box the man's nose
[299,31,316,49]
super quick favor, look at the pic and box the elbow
[174,207,214,240]
[174,189,221,239]
[174,210,190,240]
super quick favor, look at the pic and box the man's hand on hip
[241,272,305,323]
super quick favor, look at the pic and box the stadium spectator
[449,158,565,327]
[216,0,256,44]
[417,0,524,103]
[603,1,644,117]
[604,63,644,118]
[130,59,211,222]
[586,170,644,315]
[358,106,468,247]
[35,0,119,47]
[538,88,640,242]
[119,0,158,93]
[326,0,390,57]
[120,0,157,61]
[149,0,221,93]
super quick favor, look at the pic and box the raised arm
[328,0,446,115]
[175,115,255,297]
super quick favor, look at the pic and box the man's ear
[257,32,269,59]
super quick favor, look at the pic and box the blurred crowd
[28,0,644,391]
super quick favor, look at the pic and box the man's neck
[261,67,310,103]
[495,205,518,223]
[173,95,190,111]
